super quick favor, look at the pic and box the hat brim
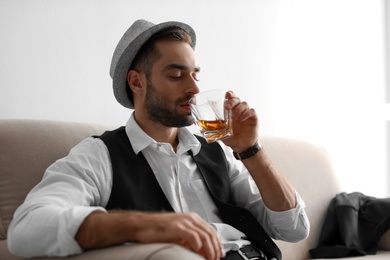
[110,20,196,109]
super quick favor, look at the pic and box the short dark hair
[126,27,193,104]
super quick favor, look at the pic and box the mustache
[175,95,194,105]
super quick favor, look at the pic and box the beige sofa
[0,119,389,260]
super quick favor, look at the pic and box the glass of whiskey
[190,89,233,143]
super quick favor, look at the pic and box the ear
[127,69,144,93]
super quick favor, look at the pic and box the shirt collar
[125,113,201,156]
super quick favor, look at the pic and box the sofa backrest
[0,119,113,240]
[261,137,342,259]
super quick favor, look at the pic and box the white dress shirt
[8,113,309,258]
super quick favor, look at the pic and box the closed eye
[193,70,200,82]
[169,75,181,80]
[164,64,200,81]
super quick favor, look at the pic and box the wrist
[233,141,262,160]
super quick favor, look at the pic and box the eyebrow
[163,63,201,73]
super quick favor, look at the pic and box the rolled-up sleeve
[263,192,310,242]
[7,138,112,258]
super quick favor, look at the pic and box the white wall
[1,0,388,197]
[386,0,390,196]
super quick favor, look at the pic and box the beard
[144,80,194,127]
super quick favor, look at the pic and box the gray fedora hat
[109,19,196,109]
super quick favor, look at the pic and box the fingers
[178,213,224,260]
[139,212,224,260]
[221,90,259,150]
[225,91,256,122]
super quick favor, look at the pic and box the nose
[186,76,200,96]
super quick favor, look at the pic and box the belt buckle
[237,249,258,260]
[237,246,264,260]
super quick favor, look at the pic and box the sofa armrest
[1,242,203,260]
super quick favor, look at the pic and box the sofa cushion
[261,137,343,259]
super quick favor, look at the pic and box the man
[8,20,309,260]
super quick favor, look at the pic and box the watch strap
[233,142,262,160]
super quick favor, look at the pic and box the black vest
[97,127,281,260]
